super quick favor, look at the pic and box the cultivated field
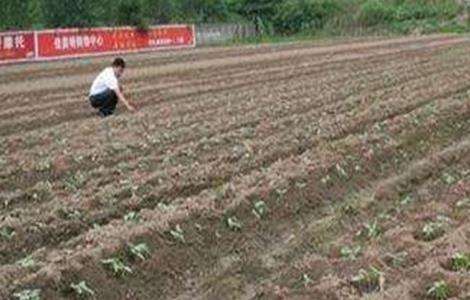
[1,34,470,300]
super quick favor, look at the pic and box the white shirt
[90,67,119,96]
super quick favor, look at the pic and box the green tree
[27,0,45,29]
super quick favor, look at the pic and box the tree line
[0,0,464,35]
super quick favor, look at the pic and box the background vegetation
[0,0,468,36]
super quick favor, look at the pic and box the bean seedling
[129,243,151,261]
[351,266,384,293]
[226,216,243,231]
[427,281,450,300]
[70,281,95,298]
[101,258,132,277]
[451,253,470,271]
[13,289,41,300]
[169,225,185,243]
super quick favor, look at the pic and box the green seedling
[64,172,87,192]
[214,183,230,200]
[451,253,470,271]
[16,255,35,268]
[169,225,185,243]
[0,157,7,168]
[335,163,348,178]
[421,221,445,241]
[427,280,450,300]
[275,188,287,202]
[441,172,457,185]
[0,226,16,240]
[124,211,140,223]
[400,194,414,206]
[351,266,384,293]
[360,220,382,239]
[456,198,470,209]
[35,158,52,172]
[157,202,175,213]
[302,274,313,287]
[101,258,132,277]
[321,174,331,185]
[70,281,95,298]
[226,216,243,231]
[13,289,41,300]
[252,200,268,219]
[57,208,82,220]
[340,245,362,261]
[28,181,53,202]
[385,251,408,268]
[129,243,151,261]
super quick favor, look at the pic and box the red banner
[37,25,195,59]
[0,31,35,63]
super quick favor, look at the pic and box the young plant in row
[450,253,470,272]
[0,226,16,240]
[13,289,41,300]
[351,266,384,294]
[16,255,36,269]
[169,224,185,243]
[358,220,382,240]
[252,200,268,219]
[70,281,95,298]
[226,216,243,231]
[129,243,151,261]
[427,280,450,300]
[420,221,446,241]
[340,245,362,261]
[101,257,132,277]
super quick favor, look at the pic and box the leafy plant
[0,226,16,240]
[56,208,82,220]
[301,273,313,287]
[124,211,140,223]
[252,200,268,219]
[421,221,445,241]
[35,157,52,172]
[129,243,151,261]
[70,281,95,298]
[441,172,457,185]
[27,181,53,202]
[16,255,36,268]
[64,172,86,192]
[340,245,362,261]
[427,280,450,300]
[335,163,348,178]
[385,251,408,268]
[13,289,41,300]
[400,194,414,205]
[359,220,382,239]
[456,198,470,209]
[101,258,132,277]
[275,188,288,202]
[450,253,470,271]
[351,266,384,293]
[226,216,243,231]
[169,225,185,243]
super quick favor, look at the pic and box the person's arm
[114,87,136,112]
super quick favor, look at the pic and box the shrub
[273,0,342,34]
[357,0,395,27]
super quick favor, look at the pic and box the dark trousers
[89,89,118,117]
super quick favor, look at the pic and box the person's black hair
[112,57,126,68]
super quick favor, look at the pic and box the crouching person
[89,57,136,117]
